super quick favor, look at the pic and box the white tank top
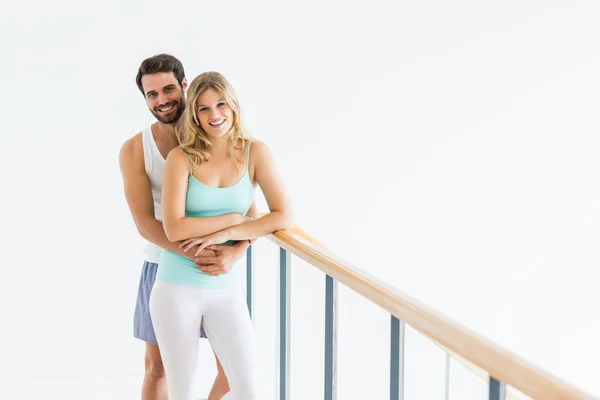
[142,126,166,263]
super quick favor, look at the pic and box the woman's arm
[222,140,294,241]
[161,147,249,242]
[246,199,259,220]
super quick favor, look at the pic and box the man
[119,53,252,400]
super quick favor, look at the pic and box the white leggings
[149,281,259,400]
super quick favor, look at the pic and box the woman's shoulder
[248,139,277,173]
[165,146,190,165]
[248,139,271,158]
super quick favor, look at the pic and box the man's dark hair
[135,53,185,95]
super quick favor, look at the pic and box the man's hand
[193,241,250,276]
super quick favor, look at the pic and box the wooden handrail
[265,224,595,400]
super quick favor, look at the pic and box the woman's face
[195,88,234,138]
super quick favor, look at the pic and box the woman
[149,71,294,400]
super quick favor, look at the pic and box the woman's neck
[209,135,231,156]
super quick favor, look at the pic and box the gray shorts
[134,261,207,344]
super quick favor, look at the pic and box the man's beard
[151,94,186,124]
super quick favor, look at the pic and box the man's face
[141,72,187,124]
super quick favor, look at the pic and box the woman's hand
[180,229,232,256]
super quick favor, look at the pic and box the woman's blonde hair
[176,71,251,171]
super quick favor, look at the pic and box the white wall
[1,0,599,398]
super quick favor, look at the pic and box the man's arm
[118,134,212,258]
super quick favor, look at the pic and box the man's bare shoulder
[120,131,143,156]
[119,131,145,172]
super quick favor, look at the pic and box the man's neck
[152,120,177,141]
[150,120,180,158]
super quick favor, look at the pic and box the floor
[0,374,215,400]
